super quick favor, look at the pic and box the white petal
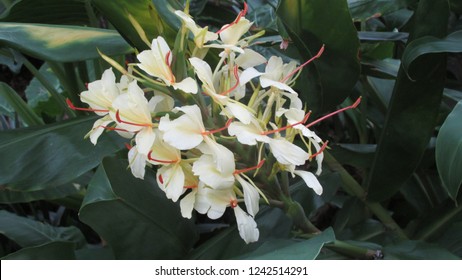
[180,188,197,219]
[239,67,263,85]
[158,109,204,150]
[268,138,309,166]
[86,118,111,145]
[158,164,185,202]
[202,137,235,175]
[173,77,198,94]
[189,57,214,89]
[128,146,147,179]
[293,170,323,195]
[222,102,254,125]
[260,77,297,94]
[192,154,235,189]
[135,127,155,155]
[219,18,252,45]
[264,56,284,80]
[236,175,260,217]
[235,49,267,69]
[228,121,270,145]
[204,43,245,54]
[233,206,259,244]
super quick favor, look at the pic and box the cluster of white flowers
[71,4,329,244]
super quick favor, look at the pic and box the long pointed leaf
[0,210,86,248]
[365,0,450,202]
[277,0,361,112]
[0,116,124,190]
[0,82,43,126]
[0,23,133,62]
[436,99,462,200]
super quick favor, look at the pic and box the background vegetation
[1,0,461,259]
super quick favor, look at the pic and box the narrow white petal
[293,170,323,195]
[269,138,309,166]
[235,49,267,69]
[236,175,260,217]
[86,118,111,145]
[128,146,147,179]
[239,67,263,85]
[173,77,198,94]
[189,57,214,88]
[158,164,185,202]
[228,121,270,145]
[260,77,297,94]
[135,127,155,155]
[233,206,259,244]
[180,189,197,219]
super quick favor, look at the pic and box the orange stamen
[202,118,234,135]
[261,112,311,136]
[124,143,132,150]
[66,98,109,113]
[280,45,325,83]
[148,151,178,164]
[100,125,129,132]
[220,66,240,96]
[164,51,175,84]
[115,110,152,127]
[184,185,197,189]
[158,174,164,184]
[310,141,328,159]
[306,97,361,128]
[234,159,266,175]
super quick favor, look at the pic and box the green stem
[283,196,321,234]
[22,59,75,117]
[416,203,462,241]
[324,151,408,240]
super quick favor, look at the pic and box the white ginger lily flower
[240,56,298,94]
[80,68,119,116]
[147,130,191,202]
[174,10,218,48]
[137,36,198,94]
[189,57,255,124]
[158,104,206,150]
[110,81,155,155]
[235,48,267,69]
[78,68,130,145]
[228,118,271,145]
[193,137,236,189]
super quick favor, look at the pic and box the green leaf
[0,22,133,62]
[0,0,89,25]
[1,241,76,260]
[0,182,80,203]
[25,63,63,116]
[358,31,408,42]
[79,157,197,259]
[402,31,462,78]
[277,0,361,112]
[0,116,125,190]
[0,82,43,126]
[436,222,462,257]
[240,228,335,260]
[92,0,181,50]
[383,240,460,260]
[436,99,462,200]
[0,210,86,248]
[0,47,24,73]
[348,0,411,21]
[365,0,450,202]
